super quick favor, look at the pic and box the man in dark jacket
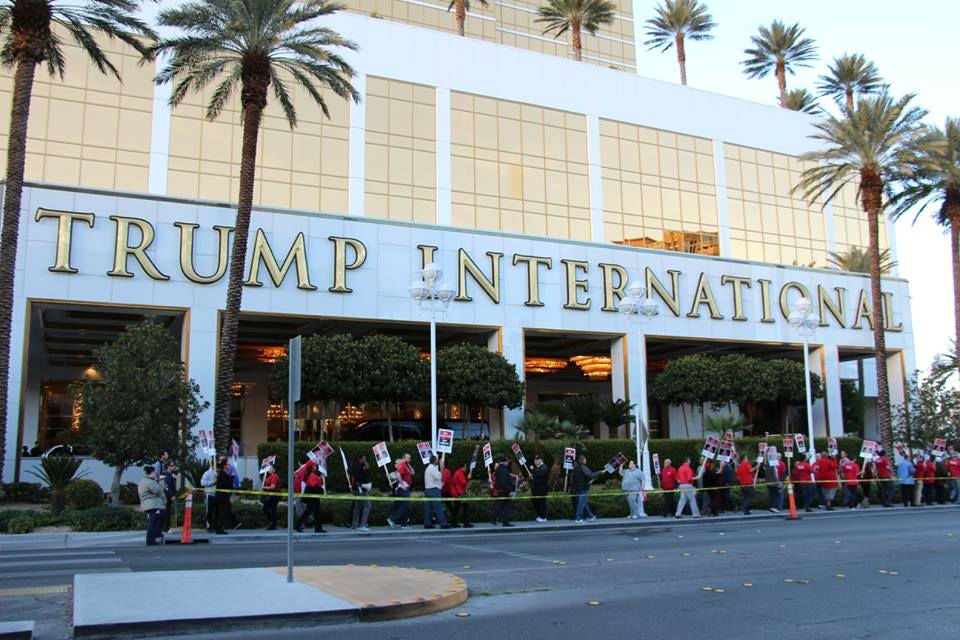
[530,454,550,522]
[214,458,234,535]
[572,455,600,523]
[159,462,177,533]
[492,458,515,527]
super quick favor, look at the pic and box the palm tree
[783,88,820,115]
[0,0,154,485]
[536,0,615,62]
[817,53,883,112]
[795,92,929,454]
[446,0,488,37]
[155,0,359,454]
[741,20,817,108]
[889,117,960,360]
[828,246,897,274]
[643,0,715,86]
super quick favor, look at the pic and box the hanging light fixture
[570,355,613,380]
[524,357,569,374]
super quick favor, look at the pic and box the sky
[626,0,958,372]
[135,0,957,373]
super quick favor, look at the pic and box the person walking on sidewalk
[572,455,600,523]
[735,455,757,515]
[814,453,839,510]
[215,458,236,534]
[874,450,894,507]
[295,457,326,533]
[530,454,550,522]
[491,457,515,527]
[946,450,960,503]
[350,455,372,532]
[896,453,916,506]
[675,457,702,518]
[138,465,166,546]
[446,462,471,528]
[764,448,782,513]
[792,455,815,512]
[388,453,414,529]
[423,456,451,529]
[921,455,937,505]
[660,459,678,517]
[620,460,646,519]
[159,462,177,533]
[201,461,217,532]
[261,464,281,530]
[840,453,861,509]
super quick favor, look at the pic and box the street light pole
[617,281,659,482]
[789,297,819,461]
[409,262,454,450]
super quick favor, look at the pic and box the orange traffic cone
[785,479,800,521]
[181,490,194,544]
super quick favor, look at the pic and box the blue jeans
[767,485,781,510]
[575,492,594,520]
[146,509,165,545]
[391,488,410,524]
[950,479,960,503]
[423,488,447,527]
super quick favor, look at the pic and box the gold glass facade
[724,144,829,267]
[450,91,591,239]
[830,181,889,255]
[364,76,437,223]
[0,31,154,192]
[342,0,635,73]
[600,119,719,255]
[166,84,350,213]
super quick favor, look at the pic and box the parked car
[347,420,427,442]
[441,420,489,440]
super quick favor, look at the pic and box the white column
[820,344,843,437]
[885,216,901,277]
[148,54,172,195]
[493,328,525,439]
[622,331,652,488]
[347,71,367,216]
[436,87,452,226]
[186,308,219,435]
[712,139,731,257]
[586,114,605,242]
[609,336,627,440]
[3,296,28,482]
[886,350,908,409]
[823,200,838,256]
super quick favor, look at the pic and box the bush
[6,514,34,534]
[0,509,59,532]
[1,482,50,504]
[119,482,140,506]
[64,506,146,532]
[66,479,105,510]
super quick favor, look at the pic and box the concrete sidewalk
[73,565,467,638]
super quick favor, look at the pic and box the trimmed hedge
[66,479,106,510]
[0,509,63,533]
[1,481,50,504]
[63,506,147,532]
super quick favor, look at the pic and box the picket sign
[701,436,720,460]
[783,438,794,459]
[794,434,807,454]
[859,440,878,461]
[717,441,733,463]
[416,442,434,465]
[828,437,838,457]
[436,429,454,454]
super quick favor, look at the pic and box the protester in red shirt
[792,456,815,512]
[814,454,839,510]
[735,456,757,515]
[294,457,325,533]
[873,451,894,507]
[387,453,415,528]
[920,456,936,505]
[946,452,960,504]
[446,462,471,528]
[839,453,860,509]
[261,465,281,530]
[673,457,701,518]
[660,459,679,517]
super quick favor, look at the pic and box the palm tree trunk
[845,88,854,112]
[675,33,687,86]
[861,174,892,453]
[0,58,37,483]
[947,196,960,359]
[212,99,264,454]
[455,0,466,37]
[776,60,786,107]
[572,20,582,61]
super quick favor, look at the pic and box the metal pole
[802,336,816,460]
[636,328,653,488]
[286,336,301,584]
[430,315,438,451]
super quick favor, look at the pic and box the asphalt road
[2,506,959,639]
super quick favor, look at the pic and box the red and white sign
[827,437,838,456]
[894,443,908,460]
[511,443,527,466]
[933,438,948,459]
[372,441,391,468]
[416,442,434,465]
[603,453,627,474]
[794,434,807,454]
[701,436,720,460]
[717,441,734,463]
[563,447,577,470]
[724,431,734,442]
[652,453,661,475]
[482,443,493,468]
[757,442,768,464]
[259,455,276,475]
[437,429,454,454]
[860,440,878,461]
[783,438,794,459]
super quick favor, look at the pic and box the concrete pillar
[185,308,219,439]
[491,328,524,439]
[886,350,907,409]
[3,296,28,482]
[586,114,604,242]
[820,345,844,437]
[347,71,366,216]
[609,336,627,439]
[618,330,653,488]
[810,345,829,438]
[712,140,731,257]
[436,87,452,226]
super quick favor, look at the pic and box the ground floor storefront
[3,183,916,482]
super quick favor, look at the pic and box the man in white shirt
[200,463,217,532]
[423,455,451,529]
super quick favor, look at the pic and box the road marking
[0,568,131,580]
[0,585,70,597]
[1,558,123,570]
[0,551,116,561]
[435,541,556,564]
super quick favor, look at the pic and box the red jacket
[946,457,960,478]
[736,460,754,485]
[396,460,413,489]
[840,460,860,485]
[814,458,839,489]
[921,461,936,484]
[660,466,678,490]
[441,467,453,496]
[874,455,892,479]
[300,459,324,490]
[792,461,813,483]
[449,468,468,497]
[676,463,694,485]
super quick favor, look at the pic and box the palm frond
[741,20,817,79]
[536,0,616,37]
[817,53,883,105]
[828,246,897,274]
[643,0,715,50]
[782,88,820,115]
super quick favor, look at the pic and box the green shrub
[0,509,60,532]
[1,482,50,503]
[6,514,34,534]
[64,506,146,531]
[119,482,140,506]
[66,479,105,510]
